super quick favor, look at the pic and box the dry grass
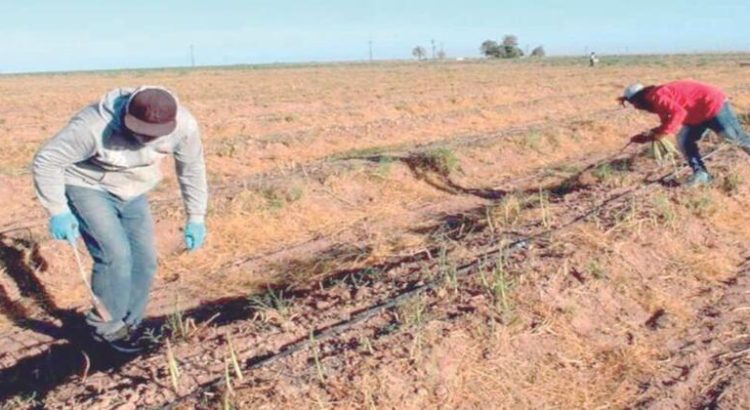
[4,55,750,408]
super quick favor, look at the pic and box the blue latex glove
[49,212,80,243]
[184,222,206,251]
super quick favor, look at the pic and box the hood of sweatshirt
[97,87,134,134]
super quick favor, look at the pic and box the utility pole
[368,40,373,63]
[190,44,195,67]
[431,39,436,59]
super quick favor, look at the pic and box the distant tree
[481,36,525,59]
[531,46,546,57]
[437,49,447,60]
[480,40,504,58]
[502,35,518,48]
[502,34,523,58]
[412,46,427,60]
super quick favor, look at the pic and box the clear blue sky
[1,0,749,73]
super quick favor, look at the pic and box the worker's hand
[49,212,80,243]
[650,132,666,141]
[630,132,655,144]
[184,222,206,251]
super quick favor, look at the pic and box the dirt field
[1,54,750,409]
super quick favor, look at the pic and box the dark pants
[677,101,750,172]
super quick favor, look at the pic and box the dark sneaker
[91,325,145,354]
[108,333,145,354]
[684,170,713,187]
[90,324,129,344]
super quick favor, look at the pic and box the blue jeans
[66,185,157,340]
[677,101,750,172]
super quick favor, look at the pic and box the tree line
[412,35,544,60]
[481,35,545,58]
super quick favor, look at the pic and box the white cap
[623,83,644,100]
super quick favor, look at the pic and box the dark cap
[124,87,178,137]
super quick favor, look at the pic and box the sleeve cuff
[188,214,205,224]
[47,204,72,217]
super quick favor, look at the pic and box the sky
[1,0,749,73]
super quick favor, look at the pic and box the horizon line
[2,50,749,77]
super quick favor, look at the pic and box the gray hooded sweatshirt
[32,87,208,223]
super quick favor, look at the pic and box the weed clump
[720,172,743,196]
[591,159,633,187]
[477,255,515,322]
[491,193,523,227]
[408,148,461,176]
[585,259,607,279]
[682,191,716,218]
[261,185,304,211]
[649,194,678,228]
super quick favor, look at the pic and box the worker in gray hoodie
[32,86,208,353]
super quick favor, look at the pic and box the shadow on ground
[0,233,441,405]
[0,149,645,405]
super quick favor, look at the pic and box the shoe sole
[109,344,143,354]
[685,181,713,187]
[90,332,143,354]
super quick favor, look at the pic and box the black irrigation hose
[159,144,731,409]
[159,240,532,410]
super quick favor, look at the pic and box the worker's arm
[174,110,208,250]
[32,117,98,216]
[173,113,208,224]
[649,89,687,136]
[173,112,208,251]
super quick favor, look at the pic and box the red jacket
[643,80,726,135]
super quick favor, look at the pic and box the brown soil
[1,55,750,409]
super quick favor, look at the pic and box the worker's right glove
[630,132,655,144]
[49,212,80,243]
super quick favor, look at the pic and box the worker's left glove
[184,222,206,251]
